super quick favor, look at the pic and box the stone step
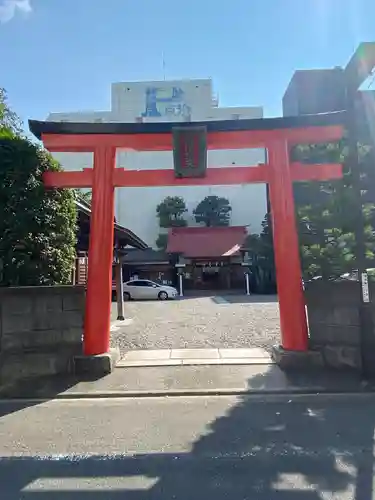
[118,348,273,367]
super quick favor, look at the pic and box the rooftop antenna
[162,51,166,81]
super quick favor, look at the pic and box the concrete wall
[47,78,267,248]
[0,286,85,384]
[305,281,363,370]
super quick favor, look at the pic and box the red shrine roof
[167,226,248,259]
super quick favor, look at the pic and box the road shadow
[179,289,246,301]
[245,363,365,393]
[175,293,278,305]
[222,294,278,304]
[0,375,102,418]
[0,373,374,498]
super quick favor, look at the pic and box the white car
[123,279,178,301]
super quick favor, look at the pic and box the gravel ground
[110,295,280,353]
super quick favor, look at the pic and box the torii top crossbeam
[29,112,345,357]
[30,111,345,151]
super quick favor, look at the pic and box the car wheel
[123,292,131,301]
[158,291,168,301]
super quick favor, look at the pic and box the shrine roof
[167,226,248,259]
[76,200,148,250]
[29,111,346,140]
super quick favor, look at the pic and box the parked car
[122,279,178,301]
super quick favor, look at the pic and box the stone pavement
[118,347,272,367]
[109,295,281,353]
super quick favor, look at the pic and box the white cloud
[0,0,32,24]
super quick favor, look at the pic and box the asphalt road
[0,394,374,499]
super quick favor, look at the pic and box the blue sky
[1,0,375,129]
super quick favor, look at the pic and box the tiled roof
[121,248,169,263]
[167,226,247,258]
[76,201,147,250]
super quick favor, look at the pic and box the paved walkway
[118,347,273,367]
[0,363,365,400]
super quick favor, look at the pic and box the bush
[0,134,77,286]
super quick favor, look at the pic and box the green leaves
[156,196,188,229]
[295,138,375,280]
[243,213,276,293]
[193,195,232,227]
[0,88,23,136]
[155,196,187,249]
[0,135,77,286]
[156,233,168,250]
[76,189,92,205]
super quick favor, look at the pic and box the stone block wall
[305,280,364,370]
[0,286,85,384]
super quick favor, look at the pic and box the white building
[48,79,267,248]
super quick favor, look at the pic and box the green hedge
[0,133,77,286]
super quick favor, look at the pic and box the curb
[0,386,374,401]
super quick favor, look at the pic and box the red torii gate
[29,113,345,357]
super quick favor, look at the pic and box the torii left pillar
[84,146,116,355]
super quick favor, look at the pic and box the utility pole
[114,249,125,321]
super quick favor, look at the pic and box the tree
[243,213,276,293]
[292,138,375,280]
[155,196,187,250]
[0,88,22,136]
[193,195,232,227]
[155,233,168,250]
[0,133,77,286]
[156,196,187,228]
[76,189,92,205]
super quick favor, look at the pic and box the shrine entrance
[29,112,344,357]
